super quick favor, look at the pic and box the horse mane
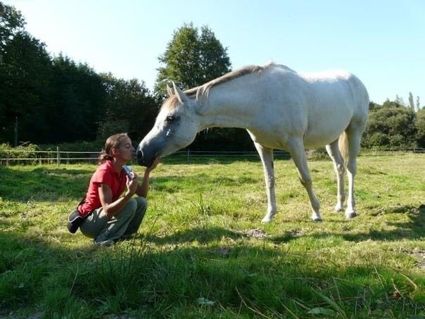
[185,64,277,99]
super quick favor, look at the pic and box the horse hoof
[312,214,322,222]
[261,216,273,223]
[334,204,344,212]
[345,211,357,219]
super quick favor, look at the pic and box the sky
[5,0,425,105]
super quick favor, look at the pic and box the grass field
[0,153,425,318]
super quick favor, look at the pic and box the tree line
[1,2,424,151]
[0,2,158,147]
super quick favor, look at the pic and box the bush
[363,105,417,149]
[0,143,40,160]
[415,108,425,148]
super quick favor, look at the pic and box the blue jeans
[80,197,147,243]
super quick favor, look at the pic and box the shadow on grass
[1,228,424,318]
[144,226,244,244]
[0,165,259,203]
[268,205,425,244]
[145,203,425,246]
[341,204,425,242]
[0,165,92,202]
[152,174,259,194]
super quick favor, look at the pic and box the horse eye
[166,115,176,123]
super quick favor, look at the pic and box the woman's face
[114,137,135,162]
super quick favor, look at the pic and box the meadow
[0,153,424,318]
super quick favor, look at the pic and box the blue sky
[6,0,425,105]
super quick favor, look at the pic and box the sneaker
[67,209,84,234]
[94,239,115,247]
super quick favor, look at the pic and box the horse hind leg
[344,126,363,219]
[253,143,277,223]
[287,138,322,221]
[326,140,345,212]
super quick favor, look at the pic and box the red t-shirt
[78,160,127,217]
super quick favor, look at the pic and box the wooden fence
[0,147,424,165]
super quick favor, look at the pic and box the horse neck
[198,84,256,130]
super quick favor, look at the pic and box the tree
[395,95,405,107]
[362,102,417,149]
[0,1,157,145]
[0,2,27,144]
[198,26,232,84]
[415,108,425,148]
[49,55,107,143]
[97,74,157,142]
[408,92,415,110]
[0,1,25,59]
[155,23,231,95]
[0,31,53,144]
[154,23,255,151]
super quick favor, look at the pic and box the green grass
[0,153,424,318]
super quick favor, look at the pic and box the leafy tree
[363,102,417,149]
[198,26,232,84]
[97,74,157,143]
[154,23,255,151]
[415,108,425,148]
[0,2,26,143]
[155,23,231,95]
[49,55,106,143]
[0,1,25,58]
[395,95,406,107]
[0,31,53,144]
[1,2,157,146]
[408,92,415,110]
[382,99,404,109]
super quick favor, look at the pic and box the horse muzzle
[136,144,158,167]
[136,149,150,167]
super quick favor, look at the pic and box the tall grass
[0,153,424,318]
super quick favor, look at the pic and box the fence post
[57,146,60,166]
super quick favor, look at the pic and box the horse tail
[338,131,349,165]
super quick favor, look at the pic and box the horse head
[136,82,201,167]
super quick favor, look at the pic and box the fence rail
[1,147,424,165]
[0,149,273,165]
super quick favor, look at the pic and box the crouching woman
[78,133,159,246]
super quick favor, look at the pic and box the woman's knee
[117,198,138,219]
[136,197,148,210]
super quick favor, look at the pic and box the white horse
[137,63,369,222]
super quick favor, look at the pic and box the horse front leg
[287,138,322,221]
[253,143,277,223]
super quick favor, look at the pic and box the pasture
[0,153,424,318]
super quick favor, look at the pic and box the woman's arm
[99,178,138,218]
[136,158,160,198]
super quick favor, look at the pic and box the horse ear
[172,82,189,104]
[166,83,173,97]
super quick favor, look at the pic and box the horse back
[267,68,369,147]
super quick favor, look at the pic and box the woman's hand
[146,157,160,173]
[126,174,139,196]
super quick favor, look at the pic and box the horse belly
[303,108,352,148]
[247,125,294,150]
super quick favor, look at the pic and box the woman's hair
[98,133,130,164]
